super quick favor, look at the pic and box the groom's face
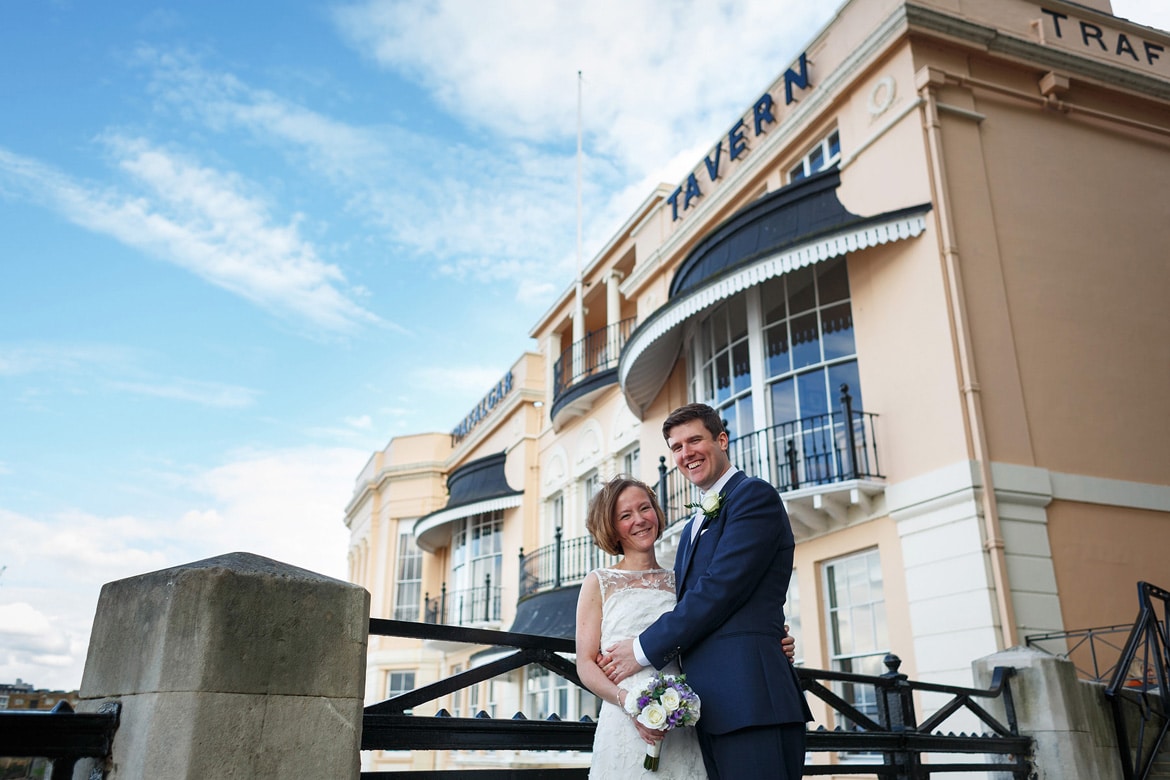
[666,419,731,492]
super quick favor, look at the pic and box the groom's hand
[601,638,643,684]
[783,624,796,664]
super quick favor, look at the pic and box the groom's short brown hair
[662,403,725,442]
[586,475,666,556]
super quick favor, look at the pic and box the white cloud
[332,0,835,175]
[0,445,366,690]
[0,143,382,335]
[411,364,517,399]
[325,0,840,302]
[345,414,373,430]
[0,343,136,377]
[1112,0,1170,31]
[137,47,390,183]
[135,49,583,301]
[0,342,259,409]
[107,378,260,408]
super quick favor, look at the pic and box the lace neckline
[601,566,666,573]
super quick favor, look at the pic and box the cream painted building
[346,0,1170,772]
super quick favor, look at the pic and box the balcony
[424,576,502,627]
[518,529,620,601]
[515,387,883,602]
[550,317,636,425]
[657,385,883,541]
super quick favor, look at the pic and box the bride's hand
[633,717,665,746]
[601,638,642,683]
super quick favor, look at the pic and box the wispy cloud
[134,47,582,298]
[0,342,259,409]
[332,0,835,173]
[411,364,518,399]
[326,0,838,297]
[0,444,365,689]
[137,47,389,183]
[107,378,260,408]
[0,143,382,335]
[0,343,136,376]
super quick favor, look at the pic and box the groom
[603,403,812,779]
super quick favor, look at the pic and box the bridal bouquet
[622,673,701,771]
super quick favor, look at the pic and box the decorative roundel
[868,75,897,116]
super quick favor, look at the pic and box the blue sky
[2,0,1167,691]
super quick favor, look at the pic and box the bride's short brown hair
[586,475,667,556]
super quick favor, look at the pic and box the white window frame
[788,128,841,182]
[448,511,503,625]
[386,669,416,717]
[823,548,889,758]
[525,666,599,722]
[622,446,641,479]
[393,529,422,622]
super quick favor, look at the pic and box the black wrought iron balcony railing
[657,384,881,526]
[517,385,880,601]
[552,317,636,400]
[424,576,502,626]
[518,528,619,600]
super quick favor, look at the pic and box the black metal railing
[1026,622,1135,682]
[1105,581,1169,780]
[0,700,121,780]
[655,384,881,525]
[424,575,502,625]
[552,317,636,400]
[360,619,1032,779]
[518,528,620,600]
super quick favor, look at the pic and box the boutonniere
[685,491,722,522]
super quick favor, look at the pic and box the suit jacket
[640,470,813,734]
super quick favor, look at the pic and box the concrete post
[74,552,370,780]
[972,646,1122,780]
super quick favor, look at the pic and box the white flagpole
[572,70,585,380]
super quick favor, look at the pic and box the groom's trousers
[698,722,805,779]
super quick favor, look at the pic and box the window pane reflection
[821,303,855,361]
[732,340,751,394]
[771,378,797,425]
[791,312,821,369]
[766,324,790,377]
[797,370,828,418]
[788,266,816,314]
[818,257,850,303]
[715,352,731,404]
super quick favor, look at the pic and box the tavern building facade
[345,0,1170,772]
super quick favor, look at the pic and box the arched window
[687,255,863,487]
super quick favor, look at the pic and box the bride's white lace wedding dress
[588,568,707,779]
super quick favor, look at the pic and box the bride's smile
[614,486,661,556]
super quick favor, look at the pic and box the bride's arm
[575,572,630,710]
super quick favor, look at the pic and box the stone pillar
[74,552,370,779]
[972,646,1122,780]
[606,270,622,331]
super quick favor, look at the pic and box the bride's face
[613,486,659,554]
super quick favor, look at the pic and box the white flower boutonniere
[685,491,722,521]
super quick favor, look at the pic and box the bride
[575,475,799,778]
[575,475,706,778]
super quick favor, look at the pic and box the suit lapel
[675,515,697,594]
[678,471,748,590]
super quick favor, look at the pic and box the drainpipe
[916,66,1018,649]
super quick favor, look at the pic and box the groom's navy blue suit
[639,469,812,778]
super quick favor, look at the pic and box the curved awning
[414,452,523,552]
[619,170,932,417]
[469,585,581,667]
